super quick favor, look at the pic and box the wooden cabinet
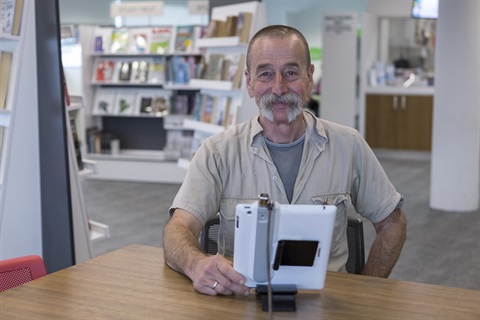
[365,94,433,150]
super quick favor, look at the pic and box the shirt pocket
[310,193,351,208]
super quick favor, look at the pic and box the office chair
[0,255,47,292]
[200,216,366,275]
[346,217,365,275]
[200,215,220,255]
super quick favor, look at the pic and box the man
[163,25,406,296]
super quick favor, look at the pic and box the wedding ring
[212,281,219,289]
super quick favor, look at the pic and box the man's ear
[245,70,254,98]
[308,64,315,85]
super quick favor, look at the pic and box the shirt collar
[303,109,328,145]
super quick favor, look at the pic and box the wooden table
[0,244,478,319]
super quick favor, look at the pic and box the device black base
[256,284,298,312]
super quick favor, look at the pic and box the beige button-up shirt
[170,111,401,272]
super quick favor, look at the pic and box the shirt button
[273,176,278,180]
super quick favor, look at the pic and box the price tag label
[110,1,164,17]
[188,0,209,15]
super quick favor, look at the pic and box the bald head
[246,25,311,72]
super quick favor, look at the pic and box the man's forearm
[363,209,407,277]
[163,219,207,279]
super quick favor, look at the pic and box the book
[0,51,13,109]
[117,61,133,82]
[192,56,206,79]
[93,88,116,114]
[149,56,166,84]
[11,0,23,35]
[151,91,171,116]
[176,56,190,84]
[226,98,240,128]
[114,90,136,115]
[94,59,116,82]
[204,19,220,38]
[214,20,228,37]
[191,92,203,121]
[94,132,118,154]
[225,15,238,37]
[171,94,189,115]
[150,27,172,54]
[203,54,224,81]
[129,28,151,54]
[201,95,217,123]
[69,117,84,171]
[138,95,154,115]
[1,0,23,36]
[110,29,130,53]
[231,54,246,89]
[131,60,150,83]
[92,27,112,53]
[214,96,230,127]
[1,0,15,35]
[174,25,197,53]
[61,67,70,106]
[86,126,99,154]
[236,12,253,43]
[220,58,232,81]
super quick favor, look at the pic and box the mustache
[259,92,304,123]
[260,92,303,107]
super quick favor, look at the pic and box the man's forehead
[250,39,306,67]
[253,34,301,46]
[255,61,301,70]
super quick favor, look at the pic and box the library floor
[82,157,480,291]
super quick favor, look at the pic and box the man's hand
[163,209,249,296]
[191,254,250,296]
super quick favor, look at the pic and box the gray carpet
[82,158,480,290]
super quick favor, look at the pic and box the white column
[321,13,358,129]
[430,0,480,211]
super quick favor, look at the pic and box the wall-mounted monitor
[411,0,438,19]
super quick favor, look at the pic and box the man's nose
[271,74,288,96]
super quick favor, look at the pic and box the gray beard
[259,92,304,123]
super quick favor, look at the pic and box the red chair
[0,255,47,292]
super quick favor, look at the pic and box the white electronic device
[233,194,337,290]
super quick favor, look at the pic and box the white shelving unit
[0,28,23,204]
[75,2,266,182]
[176,1,267,170]
[78,25,199,183]
[66,100,109,263]
[183,118,225,134]
[0,0,43,259]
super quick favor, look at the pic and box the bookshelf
[0,0,25,196]
[178,1,267,168]
[77,1,266,182]
[0,0,44,259]
[66,99,109,263]
[79,25,204,183]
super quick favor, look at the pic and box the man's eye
[285,71,301,80]
[257,72,274,81]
